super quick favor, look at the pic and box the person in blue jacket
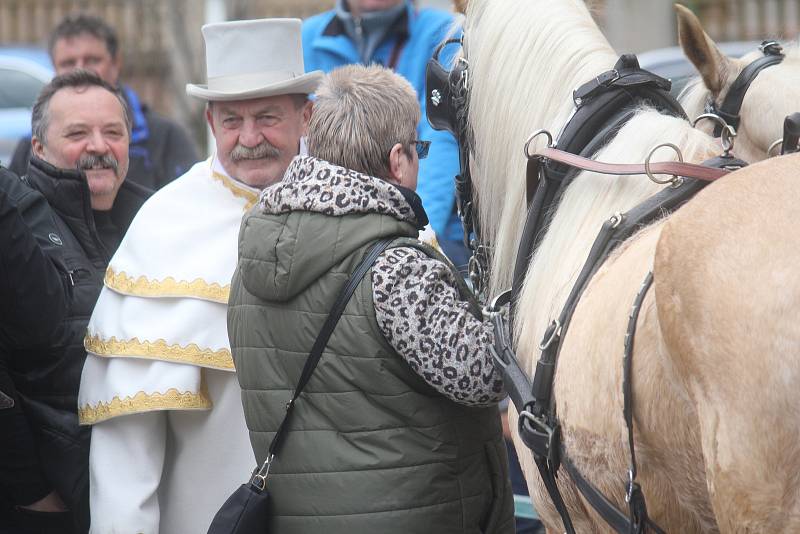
[303,0,469,267]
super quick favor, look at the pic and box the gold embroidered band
[78,388,212,425]
[105,268,230,303]
[211,169,259,210]
[85,335,234,370]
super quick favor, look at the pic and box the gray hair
[31,69,131,145]
[307,64,420,179]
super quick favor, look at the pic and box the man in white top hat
[77,19,321,534]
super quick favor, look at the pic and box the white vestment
[78,158,258,534]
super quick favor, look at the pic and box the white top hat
[186,18,323,101]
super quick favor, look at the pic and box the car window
[0,68,46,109]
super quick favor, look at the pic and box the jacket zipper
[67,268,91,286]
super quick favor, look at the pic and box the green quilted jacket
[228,156,514,534]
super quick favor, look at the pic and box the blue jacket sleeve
[416,116,459,236]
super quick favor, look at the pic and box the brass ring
[693,113,737,153]
[524,129,553,159]
[768,138,783,157]
[644,142,684,185]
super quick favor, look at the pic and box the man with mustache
[7,69,150,534]
[76,19,320,533]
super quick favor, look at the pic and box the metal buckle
[596,69,620,87]
[519,410,560,469]
[482,290,512,318]
[625,468,636,503]
[759,40,783,56]
[538,319,562,351]
[250,453,274,491]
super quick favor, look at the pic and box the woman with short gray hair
[228,64,515,534]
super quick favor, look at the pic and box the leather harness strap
[706,40,784,137]
[534,147,730,185]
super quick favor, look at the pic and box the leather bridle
[704,40,784,137]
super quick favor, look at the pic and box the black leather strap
[268,237,394,458]
[707,42,784,136]
[573,54,672,105]
[782,112,800,155]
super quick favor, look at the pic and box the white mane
[464,0,719,366]
[464,0,618,294]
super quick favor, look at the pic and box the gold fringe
[104,267,230,303]
[211,169,259,210]
[85,334,234,370]
[79,387,212,425]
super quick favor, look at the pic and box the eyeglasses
[413,140,431,159]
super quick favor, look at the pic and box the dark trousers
[0,504,75,534]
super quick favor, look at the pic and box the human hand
[19,491,68,512]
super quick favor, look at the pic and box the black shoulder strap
[267,237,394,458]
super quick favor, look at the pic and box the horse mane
[463,0,721,366]
[464,0,618,295]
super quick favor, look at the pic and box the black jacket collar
[24,156,152,261]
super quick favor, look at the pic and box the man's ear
[387,142,406,184]
[205,105,216,135]
[31,137,45,159]
[301,100,313,136]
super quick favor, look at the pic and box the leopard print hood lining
[260,156,422,227]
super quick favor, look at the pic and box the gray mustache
[230,142,281,162]
[77,153,119,175]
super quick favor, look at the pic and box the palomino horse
[459,0,800,531]
[675,5,800,162]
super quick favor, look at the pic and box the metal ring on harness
[767,137,783,157]
[644,142,684,185]
[692,113,737,155]
[538,319,562,350]
[524,129,554,159]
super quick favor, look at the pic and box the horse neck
[465,0,620,296]
[512,111,719,368]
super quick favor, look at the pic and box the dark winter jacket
[0,165,70,509]
[8,157,150,531]
[228,156,514,534]
[9,86,198,191]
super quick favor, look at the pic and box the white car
[0,47,53,167]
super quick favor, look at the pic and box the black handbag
[207,237,394,534]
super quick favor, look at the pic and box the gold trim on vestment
[78,387,212,425]
[105,267,230,303]
[85,334,234,370]
[211,168,259,210]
